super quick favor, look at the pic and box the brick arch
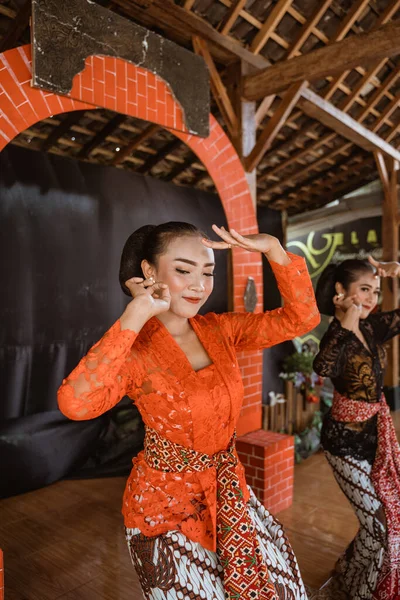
[0,44,263,434]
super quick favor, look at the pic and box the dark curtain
[0,145,228,497]
[257,206,294,402]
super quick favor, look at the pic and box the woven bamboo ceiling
[1,0,400,215]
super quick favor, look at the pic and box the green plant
[282,351,314,378]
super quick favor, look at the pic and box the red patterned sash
[144,426,278,600]
[332,391,400,600]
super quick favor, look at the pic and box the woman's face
[338,271,381,319]
[145,235,215,318]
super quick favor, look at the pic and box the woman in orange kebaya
[58,221,320,600]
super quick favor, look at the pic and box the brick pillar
[0,44,265,437]
[236,429,294,513]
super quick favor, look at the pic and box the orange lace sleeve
[219,252,320,350]
[57,320,138,421]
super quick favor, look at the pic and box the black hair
[315,259,376,316]
[119,221,205,296]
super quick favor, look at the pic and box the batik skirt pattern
[324,451,386,600]
[126,487,308,600]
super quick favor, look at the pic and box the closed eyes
[176,268,214,277]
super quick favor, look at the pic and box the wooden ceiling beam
[0,5,17,19]
[320,0,400,102]
[164,152,195,182]
[243,19,400,101]
[193,36,238,138]
[41,110,86,152]
[218,0,247,35]
[289,170,375,212]
[331,0,370,42]
[244,81,307,172]
[298,87,400,162]
[137,139,182,175]
[261,142,353,196]
[371,96,400,134]
[374,151,390,194]
[112,0,269,69]
[261,61,400,181]
[263,156,374,206]
[255,95,275,126]
[250,0,293,55]
[113,124,160,165]
[78,114,126,159]
[284,0,333,58]
[0,0,30,53]
[259,132,337,182]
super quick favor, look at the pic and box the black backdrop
[258,205,294,401]
[0,145,229,496]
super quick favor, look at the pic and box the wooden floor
[2,413,400,599]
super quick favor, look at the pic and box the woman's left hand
[368,255,400,278]
[202,225,280,254]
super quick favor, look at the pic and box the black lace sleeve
[313,319,353,378]
[368,308,400,344]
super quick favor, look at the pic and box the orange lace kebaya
[58,252,319,552]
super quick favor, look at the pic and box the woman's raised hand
[333,293,362,331]
[368,256,400,278]
[202,225,279,254]
[120,277,171,331]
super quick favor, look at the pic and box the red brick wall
[0,44,264,434]
[237,430,294,514]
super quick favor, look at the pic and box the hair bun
[119,225,156,296]
[315,263,338,316]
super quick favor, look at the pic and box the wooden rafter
[261,142,353,197]
[259,132,336,182]
[0,5,17,19]
[193,36,238,138]
[244,81,307,172]
[320,0,400,102]
[78,114,126,159]
[243,19,400,101]
[137,139,182,174]
[298,87,400,162]
[267,156,374,207]
[374,150,390,194]
[0,0,30,53]
[113,124,160,165]
[164,152,195,182]
[255,96,275,127]
[250,0,293,55]
[331,0,370,42]
[271,101,400,204]
[284,0,333,58]
[41,110,86,152]
[261,156,369,204]
[262,0,383,149]
[218,0,247,35]
[262,62,400,184]
[291,169,376,211]
[112,0,269,69]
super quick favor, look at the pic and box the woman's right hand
[333,293,362,330]
[120,277,171,331]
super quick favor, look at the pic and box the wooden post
[375,152,400,405]
[227,61,257,211]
